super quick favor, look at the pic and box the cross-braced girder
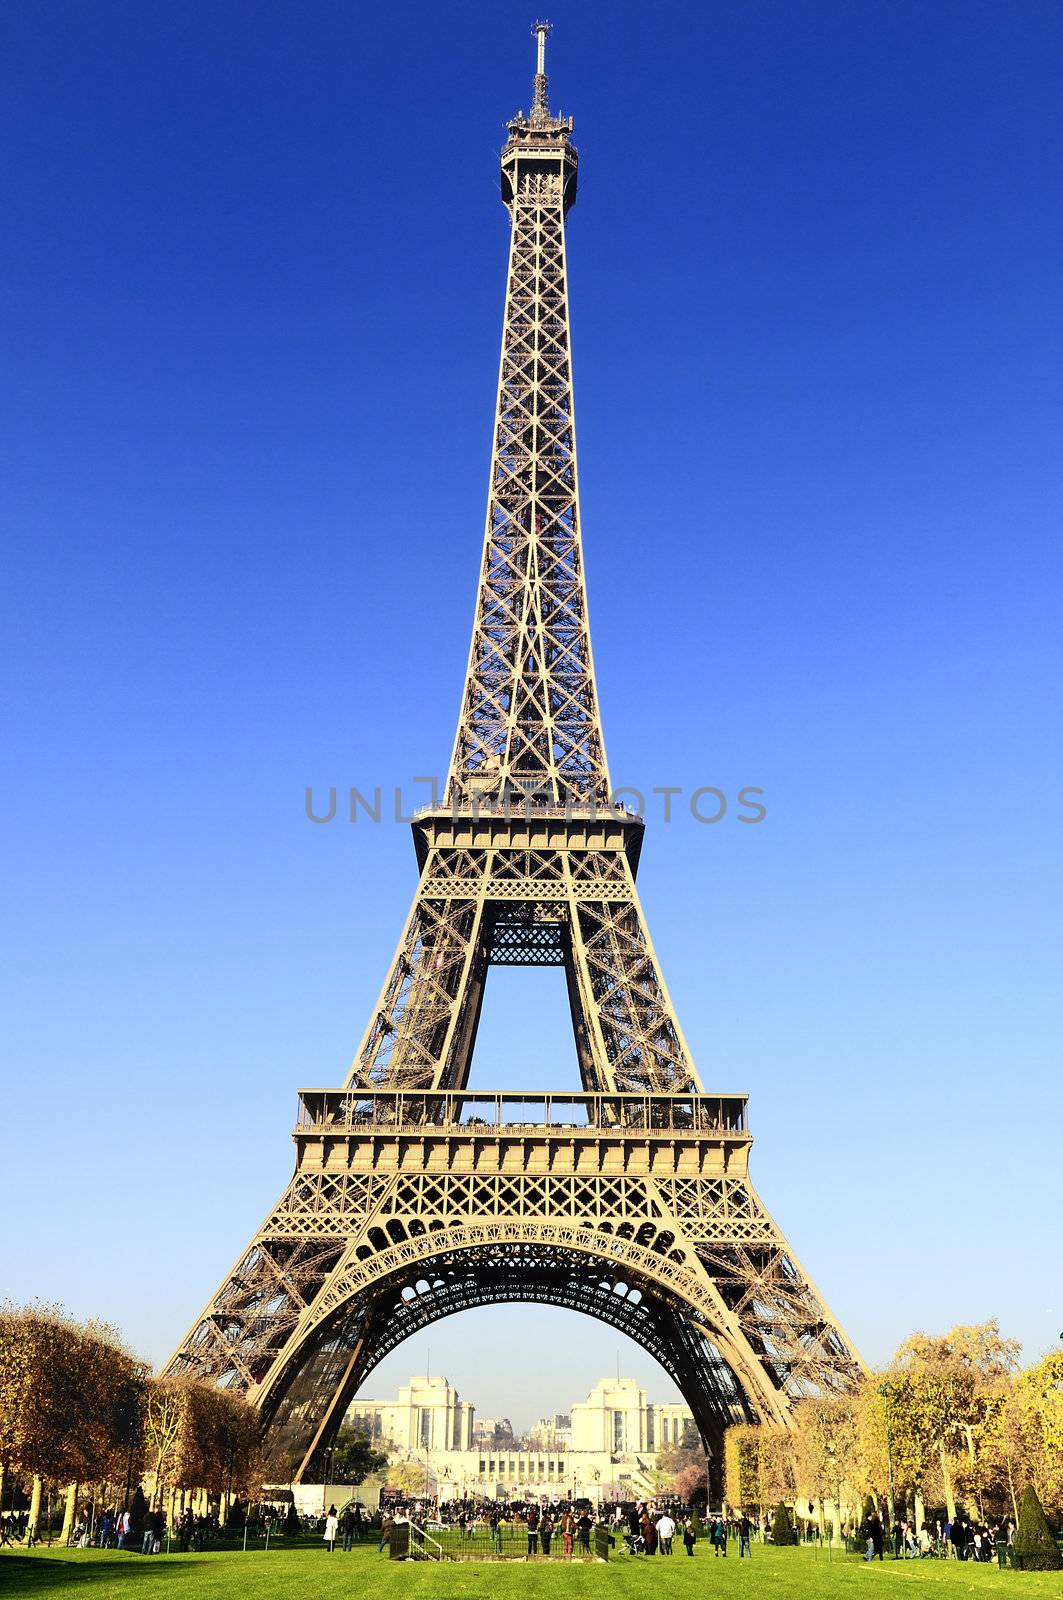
[165,1091,863,1480]
[344,827,702,1095]
[447,153,606,810]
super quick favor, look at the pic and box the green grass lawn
[1,1541,1059,1600]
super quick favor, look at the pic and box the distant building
[343,1374,694,1503]
[571,1377,694,1454]
[345,1375,474,1454]
[472,1415,514,1445]
[527,1412,572,1450]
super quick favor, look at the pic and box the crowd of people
[0,1510,34,1547]
[0,1491,1025,1564]
[0,1501,296,1554]
[366,1495,763,1560]
[859,1507,1018,1562]
[374,1497,601,1556]
[618,1507,761,1558]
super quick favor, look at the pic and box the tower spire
[532,19,551,120]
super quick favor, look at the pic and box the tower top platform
[501,18,577,210]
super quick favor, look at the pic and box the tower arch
[247,1226,767,1487]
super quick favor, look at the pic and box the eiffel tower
[165,23,862,1487]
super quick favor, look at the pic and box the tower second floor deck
[293,1087,752,1180]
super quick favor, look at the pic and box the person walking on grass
[324,1506,338,1552]
[862,1509,884,1561]
[682,1516,697,1557]
[656,1511,676,1555]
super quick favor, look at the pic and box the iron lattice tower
[165,24,862,1487]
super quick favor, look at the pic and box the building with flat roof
[345,1374,474,1455]
[571,1377,695,1454]
[343,1374,694,1503]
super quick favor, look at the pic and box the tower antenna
[532,20,552,119]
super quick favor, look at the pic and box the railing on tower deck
[412,799,642,823]
[295,1088,749,1137]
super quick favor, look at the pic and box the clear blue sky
[3,1,1061,1430]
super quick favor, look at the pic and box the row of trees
[722,1322,1061,1538]
[0,1304,261,1536]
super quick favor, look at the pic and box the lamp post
[875,1382,897,1532]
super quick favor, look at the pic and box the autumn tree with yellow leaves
[791,1394,862,1538]
[724,1422,794,1515]
[0,1303,148,1535]
[142,1377,261,1515]
[722,1320,1063,1537]
[1014,1351,1063,1515]
[384,1458,437,1498]
[0,1304,261,1535]
[888,1320,1023,1520]
[724,1423,762,1511]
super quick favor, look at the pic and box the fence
[389,1519,610,1561]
